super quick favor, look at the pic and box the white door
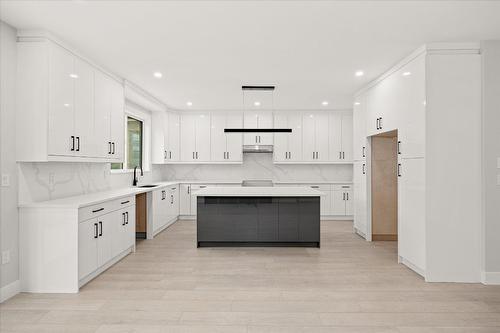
[167,113,180,161]
[179,184,191,215]
[97,213,113,266]
[180,114,196,161]
[195,113,211,161]
[273,113,288,162]
[210,113,227,162]
[398,158,426,271]
[331,190,346,215]
[243,112,259,145]
[73,58,94,157]
[302,113,316,162]
[341,113,353,161]
[48,44,75,156]
[257,112,273,145]
[225,113,243,162]
[109,80,124,160]
[315,113,330,162]
[329,112,342,162]
[93,71,112,158]
[78,219,98,279]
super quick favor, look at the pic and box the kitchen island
[196,187,321,247]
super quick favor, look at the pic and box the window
[111,116,143,170]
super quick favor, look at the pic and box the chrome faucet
[132,165,143,186]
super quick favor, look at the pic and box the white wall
[482,41,500,282]
[161,153,353,182]
[0,21,19,297]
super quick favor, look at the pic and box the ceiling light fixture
[354,102,361,106]
[254,101,261,106]
[402,71,412,76]
[153,72,163,78]
[186,101,193,107]
[322,101,329,106]
[355,70,364,77]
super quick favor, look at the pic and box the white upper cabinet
[273,112,302,162]
[366,69,400,136]
[211,112,243,162]
[180,113,211,162]
[16,37,124,162]
[151,111,180,164]
[244,111,273,145]
[352,94,367,161]
[166,112,180,161]
[328,111,352,162]
[302,112,329,162]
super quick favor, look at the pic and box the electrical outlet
[1,174,10,187]
[2,250,10,265]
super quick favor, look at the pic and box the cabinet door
[225,113,243,162]
[152,189,167,232]
[190,185,209,215]
[73,58,94,157]
[310,185,331,216]
[111,209,127,258]
[345,190,353,215]
[179,184,191,215]
[328,112,342,161]
[273,113,288,162]
[195,113,211,161]
[93,71,112,158]
[97,213,113,266]
[257,112,273,145]
[398,158,425,271]
[353,95,367,161]
[78,219,98,279]
[341,113,353,161]
[331,190,346,215]
[48,44,75,156]
[109,80,124,160]
[171,186,180,217]
[288,113,302,162]
[315,113,330,161]
[124,206,135,250]
[353,161,367,235]
[180,114,196,161]
[302,113,316,162]
[167,113,180,161]
[151,111,166,163]
[210,113,227,162]
[243,112,259,145]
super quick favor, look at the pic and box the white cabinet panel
[273,113,288,162]
[210,112,243,162]
[331,190,346,215]
[93,71,113,158]
[288,114,303,161]
[190,184,210,216]
[180,114,197,161]
[96,213,113,267]
[243,112,259,145]
[353,161,367,235]
[302,113,316,162]
[195,113,211,161]
[329,113,342,161]
[345,190,353,215]
[225,113,243,162]
[210,113,227,162]
[73,58,94,158]
[331,185,352,216]
[341,113,353,161]
[315,113,330,161]
[78,219,98,279]
[310,185,331,215]
[258,112,273,145]
[48,44,75,157]
[302,112,329,162]
[109,80,124,160]
[152,189,168,232]
[244,111,273,145]
[353,95,367,161]
[398,158,425,271]
[273,112,302,162]
[167,113,180,161]
[179,184,191,215]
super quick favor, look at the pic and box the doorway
[370,130,398,241]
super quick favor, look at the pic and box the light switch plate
[1,174,10,187]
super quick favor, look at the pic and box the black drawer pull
[121,200,130,205]
[92,208,104,213]
[310,186,319,189]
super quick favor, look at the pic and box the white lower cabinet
[179,184,192,215]
[309,185,331,216]
[353,161,367,236]
[190,184,210,216]
[78,219,99,280]
[331,185,353,216]
[152,185,179,236]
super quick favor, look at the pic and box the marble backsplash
[161,153,353,183]
[18,162,162,203]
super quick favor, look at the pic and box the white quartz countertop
[195,186,324,197]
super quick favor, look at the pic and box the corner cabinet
[16,37,124,162]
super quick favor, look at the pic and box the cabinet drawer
[332,184,352,191]
[110,195,136,211]
[79,201,114,222]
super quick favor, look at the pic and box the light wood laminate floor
[1,220,500,333]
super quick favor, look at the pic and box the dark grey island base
[197,196,320,247]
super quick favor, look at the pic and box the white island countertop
[195,186,324,197]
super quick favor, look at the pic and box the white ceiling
[2,1,500,111]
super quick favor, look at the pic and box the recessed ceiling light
[153,72,163,78]
[63,103,70,107]
[69,73,79,79]
[254,101,261,106]
[402,71,412,76]
[355,70,364,77]
[322,101,329,106]
[354,102,361,106]
[186,101,193,106]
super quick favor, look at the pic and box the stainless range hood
[242,144,274,153]
[224,129,291,153]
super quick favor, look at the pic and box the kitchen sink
[138,184,159,188]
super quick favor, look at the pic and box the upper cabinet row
[152,110,353,164]
[16,38,124,162]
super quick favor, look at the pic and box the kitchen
[1,1,500,332]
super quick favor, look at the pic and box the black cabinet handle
[121,200,130,205]
[346,192,349,200]
[397,141,401,155]
[94,223,98,238]
[192,152,195,160]
[379,117,383,129]
[187,186,190,194]
[310,186,319,189]
[227,151,230,159]
[362,163,366,175]
[339,151,342,159]
[169,151,172,159]
[343,192,346,200]
[92,208,104,213]
[164,150,167,159]
[171,194,173,204]
[70,136,75,151]
[108,142,112,154]
[362,146,366,158]
[196,151,198,159]
[122,212,126,226]
[126,211,129,224]
[343,152,345,159]
[98,221,102,236]
[398,163,402,177]
[76,136,80,152]
[200,185,207,188]
[112,142,115,154]
[224,152,226,159]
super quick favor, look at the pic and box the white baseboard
[0,279,20,303]
[481,271,500,285]
[321,215,354,221]
[399,256,426,278]
[354,227,366,239]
